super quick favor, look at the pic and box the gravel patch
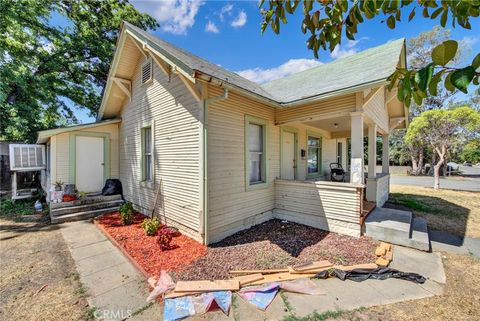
[175,219,378,281]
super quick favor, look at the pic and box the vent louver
[141,58,152,84]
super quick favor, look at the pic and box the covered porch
[272,87,406,236]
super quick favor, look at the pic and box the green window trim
[244,115,269,191]
[69,131,111,185]
[140,121,155,189]
[306,130,322,179]
[280,126,299,180]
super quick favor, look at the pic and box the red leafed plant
[157,228,175,251]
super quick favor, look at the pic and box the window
[307,135,321,176]
[337,142,343,165]
[141,58,153,84]
[245,116,268,189]
[141,126,153,182]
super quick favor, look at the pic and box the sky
[73,0,480,122]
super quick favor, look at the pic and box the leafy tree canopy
[0,0,158,142]
[259,0,479,108]
[405,106,480,188]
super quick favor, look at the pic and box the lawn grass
[386,185,480,238]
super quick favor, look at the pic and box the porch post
[350,112,364,184]
[382,134,389,174]
[368,124,377,179]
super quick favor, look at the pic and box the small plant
[119,202,134,225]
[79,191,87,198]
[54,180,63,191]
[157,227,175,251]
[141,217,161,236]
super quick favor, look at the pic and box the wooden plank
[230,268,289,275]
[248,272,316,286]
[233,273,264,286]
[375,246,386,256]
[334,263,378,271]
[375,257,390,267]
[288,266,331,274]
[380,242,392,252]
[292,260,333,272]
[174,280,240,292]
[164,291,201,299]
[385,249,393,261]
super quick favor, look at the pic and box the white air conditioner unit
[9,144,46,171]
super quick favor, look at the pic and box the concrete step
[364,207,430,251]
[50,194,122,209]
[410,217,430,251]
[51,200,124,217]
[51,207,120,224]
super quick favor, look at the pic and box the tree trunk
[410,149,424,175]
[433,145,446,190]
[411,156,419,175]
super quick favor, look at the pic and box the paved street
[390,166,480,192]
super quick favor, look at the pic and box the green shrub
[141,217,161,236]
[119,202,134,225]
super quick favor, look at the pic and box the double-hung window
[141,126,153,182]
[245,116,267,189]
[307,135,321,177]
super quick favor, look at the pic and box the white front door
[75,136,104,192]
[281,131,296,179]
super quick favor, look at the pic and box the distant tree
[259,1,479,108]
[460,139,480,164]
[0,0,158,142]
[405,106,480,189]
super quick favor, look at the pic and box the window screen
[142,127,153,181]
[248,123,264,184]
[308,136,320,174]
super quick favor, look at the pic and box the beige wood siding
[207,86,279,243]
[274,179,362,237]
[275,95,356,125]
[119,57,201,240]
[48,123,119,187]
[364,89,388,133]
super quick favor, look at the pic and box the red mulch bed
[96,212,207,276]
[175,219,378,281]
[97,214,378,282]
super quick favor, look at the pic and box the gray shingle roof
[125,22,277,101]
[124,22,404,105]
[261,39,405,103]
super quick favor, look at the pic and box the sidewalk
[60,220,162,321]
[61,220,446,321]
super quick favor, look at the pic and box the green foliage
[0,0,158,142]
[259,0,479,108]
[119,201,134,225]
[460,139,480,163]
[0,196,35,216]
[141,217,161,236]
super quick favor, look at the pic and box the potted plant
[54,180,63,191]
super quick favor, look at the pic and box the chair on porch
[329,163,346,182]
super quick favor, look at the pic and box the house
[37,22,407,244]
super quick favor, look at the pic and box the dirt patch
[0,218,90,321]
[176,219,378,281]
[96,212,207,276]
[324,253,480,321]
[386,185,480,238]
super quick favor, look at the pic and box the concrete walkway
[61,221,446,321]
[60,221,162,321]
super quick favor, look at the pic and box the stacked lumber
[374,242,393,267]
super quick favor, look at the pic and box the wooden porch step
[50,207,120,224]
[51,199,124,217]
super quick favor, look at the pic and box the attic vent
[9,144,45,171]
[141,58,153,84]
